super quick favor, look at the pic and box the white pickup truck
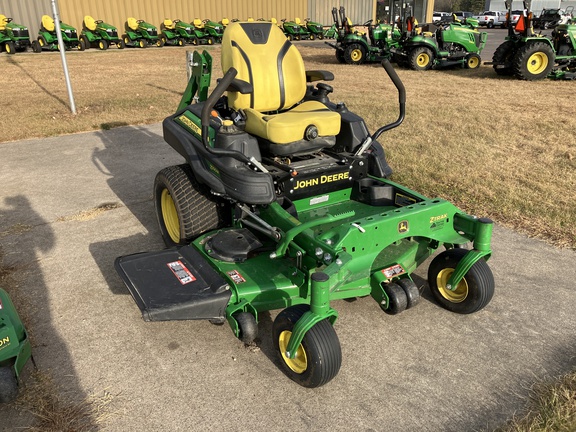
[474,11,507,27]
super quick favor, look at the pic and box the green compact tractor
[122,17,162,48]
[80,15,124,50]
[115,22,495,388]
[0,14,31,54]
[304,18,325,39]
[326,6,402,65]
[0,288,32,403]
[491,0,576,80]
[392,15,487,70]
[281,18,311,40]
[32,14,83,52]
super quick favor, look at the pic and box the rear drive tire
[154,164,226,247]
[513,41,555,81]
[492,40,516,76]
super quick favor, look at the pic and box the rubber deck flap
[115,246,231,322]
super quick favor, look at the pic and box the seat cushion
[244,100,340,144]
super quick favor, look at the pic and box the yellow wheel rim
[527,52,548,74]
[417,53,430,67]
[468,56,479,68]
[99,41,104,49]
[160,189,180,243]
[437,268,468,303]
[139,40,145,48]
[278,330,307,374]
[6,43,11,53]
[39,38,45,46]
[351,48,362,62]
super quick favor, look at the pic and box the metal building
[0,0,433,41]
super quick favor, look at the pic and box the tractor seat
[295,17,303,25]
[193,18,204,28]
[221,21,340,155]
[221,18,230,27]
[0,15,8,31]
[163,19,175,30]
[127,17,139,31]
[41,15,55,32]
[84,15,97,31]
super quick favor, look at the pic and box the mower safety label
[227,270,246,284]
[167,260,196,285]
[381,264,406,280]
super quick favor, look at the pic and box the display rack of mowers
[281,18,311,40]
[115,21,495,388]
[326,6,402,65]
[80,15,124,50]
[491,0,576,80]
[32,14,83,52]
[0,288,32,403]
[159,19,190,46]
[0,14,31,54]
[122,17,162,48]
[304,17,325,39]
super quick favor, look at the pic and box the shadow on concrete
[0,195,96,430]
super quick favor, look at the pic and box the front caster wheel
[381,282,408,314]
[428,248,495,314]
[234,312,258,344]
[273,305,341,388]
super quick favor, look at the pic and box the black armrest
[306,70,334,82]
[217,77,253,94]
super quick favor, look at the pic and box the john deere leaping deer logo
[398,220,409,233]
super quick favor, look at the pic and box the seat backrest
[127,17,139,31]
[84,15,97,31]
[294,17,302,24]
[221,21,306,112]
[221,18,229,26]
[163,18,174,29]
[42,14,55,32]
[0,14,7,31]
[193,18,203,28]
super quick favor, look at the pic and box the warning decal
[227,270,246,284]
[167,260,196,285]
[381,264,406,280]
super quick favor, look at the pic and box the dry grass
[1,45,574,249]
[495,372,576,432]
[56,202,123,222]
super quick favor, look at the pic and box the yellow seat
[163,19,174,30]
[294,17,302,25]
[0,15,8,31]
[221,21,340,150]
[127,17,139,31]
[221,18,229,27]
[193,18,204,28]
[42,14,55,32]
[84,15,97,31]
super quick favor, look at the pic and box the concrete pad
[0,124,575,431]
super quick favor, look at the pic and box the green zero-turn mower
[122,17,163,48]
[115,21,495,388]
[80,15,124,50]
[0,288,32,403]
[326,6,403,65]
[491,0,576,80]
[391,14,487,70]
[0,14,31,54]
[32,14,83,52]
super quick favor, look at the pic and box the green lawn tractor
[491,0,576,80]
[202,19,225,43]
[0,288,32,403]
[281,18,311,40]
[304,18,325,40]
[326,6,402,65]
[189,19,216,45]
[122,17,163,48]
[115,21,495,388]
[160,19,190,46]
[80,15,124,50]
[31,14,83,52]
[0,14,31,54]
[391,15,487,70]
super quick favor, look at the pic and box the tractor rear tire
[408,46,434,71]
[513,41,555,81]
[81,34,90,49]
[335,49,346,64]
[154,164,227,247]
[344,43,367,65]
[427,248,495,314]
[4,41,16,55]
[0,367,18,403]
[492,40,516,76]
[32,40,41,53]
[273,305,342,388]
